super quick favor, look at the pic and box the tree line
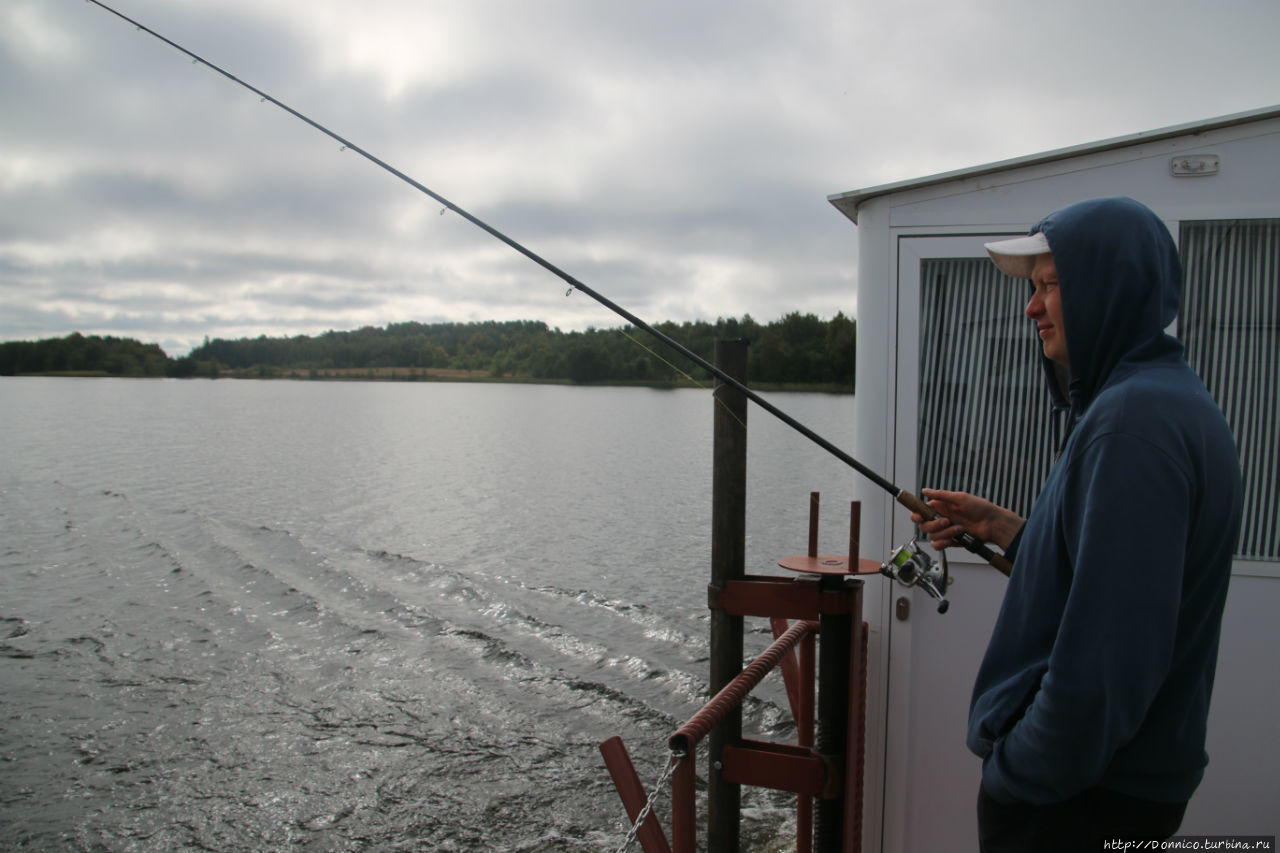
[0,333,178,377]
[191,313,855,388]
[1,312,856,389]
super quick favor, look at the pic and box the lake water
[0,377,858,851]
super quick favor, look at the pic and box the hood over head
[1026,197,1183,409]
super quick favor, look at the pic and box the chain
[615,749,686,853]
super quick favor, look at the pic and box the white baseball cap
[984,232,1051,279]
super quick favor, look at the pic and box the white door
[881,234,1047,853]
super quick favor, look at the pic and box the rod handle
[895,491,1014,577]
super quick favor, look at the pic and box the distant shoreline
[5,367,852,394]
[3,316,858,389]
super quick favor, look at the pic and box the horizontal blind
[917,259,1056,520]
[1180,219,1280,561]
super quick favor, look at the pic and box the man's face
[1026,253,1067,365]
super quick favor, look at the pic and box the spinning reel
[779,495,954,615]
[880,539,950,614]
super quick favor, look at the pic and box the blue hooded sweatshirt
[966,197,1243,805]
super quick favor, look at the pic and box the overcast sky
[4,0,1278,356]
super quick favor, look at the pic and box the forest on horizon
[0,312,856,390]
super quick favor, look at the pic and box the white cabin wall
[1182,574,1280,833]
[848,197,902,853]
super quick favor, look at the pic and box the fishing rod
[84,0,1013,577]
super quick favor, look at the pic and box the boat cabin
[827,105,1280,852]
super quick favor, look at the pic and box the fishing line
[617,329,702,387]
[570,323,748,429]
[83,0,1013,575]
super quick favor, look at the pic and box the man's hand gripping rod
[894,492,1013,576]
[85,0,1015,578]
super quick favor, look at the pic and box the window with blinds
[1180,219,1279,562]
[916,259,1056,521]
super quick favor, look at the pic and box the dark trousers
[978,784,1187,853]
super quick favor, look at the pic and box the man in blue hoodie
[914,197,1242,851]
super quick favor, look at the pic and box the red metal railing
[603,494,869,852]
[602,575,867,853]
[667,619,818,851]
[669,619,817,756]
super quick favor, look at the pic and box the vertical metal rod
[815,577,852,851]
[836,502,866,852]
[808,491,820,557]
[709,339,748,853]
[798,629,816,853]
[843,619,869,853]
[672,754,697,853]
[848,501,861,567]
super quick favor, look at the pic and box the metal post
[709,339,748,853]
[815,575,852,851]
[798,623,816,853]
[843,617,868,853]
[809,491,820,557]
[848,501,861,566]
[844,502,865,852]
[672,753,698,853]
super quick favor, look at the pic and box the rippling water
[0,377,857,851]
